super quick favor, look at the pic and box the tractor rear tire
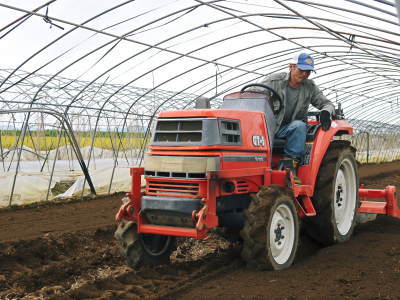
[240,185,299,270]
[115,219,176,269]
[306,144,359,246]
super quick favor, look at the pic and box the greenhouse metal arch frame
[0,0,399,205]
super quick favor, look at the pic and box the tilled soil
[0,161,399,299]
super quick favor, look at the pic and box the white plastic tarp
[56,166,135,199]
[0,173,57,207]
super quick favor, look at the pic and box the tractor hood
[151,109,269,151]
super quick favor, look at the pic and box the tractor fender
[302,124,353,189]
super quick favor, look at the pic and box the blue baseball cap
[291,53,315,71]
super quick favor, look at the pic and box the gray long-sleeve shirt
[257,72,335,133]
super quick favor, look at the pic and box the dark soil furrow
[0,161,399,299]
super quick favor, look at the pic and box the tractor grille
[220,120,241,145]
[151,117,242,146]
[145,170,206,179]
[236,180,250,193]
[153,120,202,143]
[146,179,202,198]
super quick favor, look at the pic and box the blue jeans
[275,120,307,158]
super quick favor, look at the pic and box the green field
[0,131,147,151]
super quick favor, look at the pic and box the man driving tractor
[255,52,335,181]
[115,51,399,271]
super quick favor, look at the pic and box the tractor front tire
[115,219,176,269]
[240,185,300,270]
[306,144,359,246]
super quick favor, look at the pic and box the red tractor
[115,84,399,270]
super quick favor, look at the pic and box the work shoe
[279,157,301,184]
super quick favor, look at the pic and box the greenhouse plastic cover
[0,145,139,208]
[0,166,138,208]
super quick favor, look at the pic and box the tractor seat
[273,138,286,148]
[272,123,320,154]
[272,137,286,154]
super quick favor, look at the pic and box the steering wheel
[240,83,283,114]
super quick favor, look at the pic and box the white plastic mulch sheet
[0,166,137,208]
[55,166,133,199]
[0,173,58,207]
